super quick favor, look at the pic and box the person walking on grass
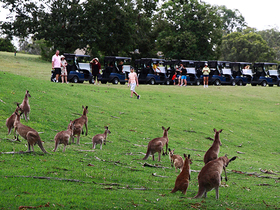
[128,67,140,99]
[202,63,210,88]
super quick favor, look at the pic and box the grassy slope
[0,52,279,209]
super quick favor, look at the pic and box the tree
[154,0,223,60]
[0,37,15,52]
[1,0,85,60]
[258,28,280,61]
[219,30,275,63]
[216,5,247,35]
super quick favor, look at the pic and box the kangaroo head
[14,111,22,121]
[15,103,23,113]
[26,90,31,98]
[82,105,88,115]
[105,126,111,135]
[183,154,192,165]
[223,154,237,167]
[213,128,223,145]
[168,148,174,157]
[162,126,170,135]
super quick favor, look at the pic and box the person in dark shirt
[180,63,187,86]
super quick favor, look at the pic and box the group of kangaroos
[6,90,237,200]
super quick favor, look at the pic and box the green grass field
[0,51,279,209]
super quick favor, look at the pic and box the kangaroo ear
[168,148,171,152]
[188,154,190,159]
[184,154,187,158]
[213,128,217,132]
[82,105,84,109]
[229,156,237,163]
[16,102,20,107]
[219,129,223,133]
[167,127,170,131]
[162,126,165,130]
[86,106,88,109]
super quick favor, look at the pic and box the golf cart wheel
[214,80,221,86]
[196,80,200,86]
[166,80,170,85]
[150,78,155,85]
[261,81,267,87]
[232,81,236,86]
[238,80,243,86]
[72,76,79,83]
[89,77,94,84]
[112,77,119,85]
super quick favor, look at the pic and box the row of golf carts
[51,54,280,87]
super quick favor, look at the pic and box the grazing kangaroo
[13,111,48,153]
[143,126,170,161]
[194,155,237,199]
[19,90,31,121]
[71,105,88,145]
[171,154,192,194]
[53,120,75,152]
[92,126,111,150]
[203,128,223,164]
[6,103,22,135]
[168,148,184,172]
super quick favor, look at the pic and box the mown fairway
[0,52,279,209]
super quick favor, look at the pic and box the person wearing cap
[52,50,61,82]
[61,55,68,83]
[90,57,101,85]
[202,63,210,88]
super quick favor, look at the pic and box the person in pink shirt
[52,50,61,82]
[128,67,140,99]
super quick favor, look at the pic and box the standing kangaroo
[92,126,111,150]
[53,120,75,152]
[194,155,237,199]
[168,148,184,172]
[203,128,223,164]
[6,103,22,135]
[171,154,192,194]
[19,90,31,121]
[71,105,88,145]
[143,126,170,161]
[13,111,48,153]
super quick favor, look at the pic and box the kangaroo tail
[143,150,151,160]
[37,139,48,154]
[194,187,205,199]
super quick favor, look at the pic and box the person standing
[128,67,140,99]
[90,57,101,85]
[202,63,210,88]
[52,50,61,83]
[60,55,68,83]
[180,63,187,86]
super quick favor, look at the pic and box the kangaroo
[171,154,192,194]
[92,126,111,150]
[53,120,75,152]
[13,111,48,153]
[6,103,22,135]
[203,128,223,164]
[143,126,170,161]
[71,105,88,145]
[194,155,237,199]
[19,90,31,121]
[168,148,184,172]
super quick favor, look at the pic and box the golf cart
[137,58,169,85]
[251,62,279,87]
[230,62,253,86]
[207,60,236,86]
[51,53,94,83]
[100,56,131,84]
[180,60,200,85]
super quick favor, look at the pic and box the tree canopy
[0,0,278,63]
